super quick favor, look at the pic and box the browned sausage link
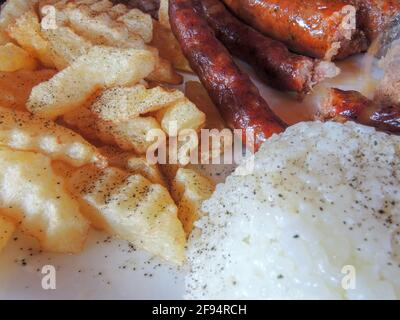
[351,0,400,41]
[222,0,369,60]
[321,88,372,120]
[197,0,339,95]
[169,0,285,150]
[321,88,400,133]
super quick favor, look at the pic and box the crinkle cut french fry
[99,145,167,187]
[0,0,38,45]
[7,10,57,68]
[63,4,146,49]
[27,46,156,119]
[150,20,192,73]
[154,98,205,136]
[91,84,184,122]
[0,107,107,168]
[171,168,215,235]
[0,43,38,72]
[96,116,164,154]
[41,26,92,70]
[118,8,153,43]
[0,147,90,253]
[66,164,186,264]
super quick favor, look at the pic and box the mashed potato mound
[186,121,400,299]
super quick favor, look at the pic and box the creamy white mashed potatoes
[186,121,400,299]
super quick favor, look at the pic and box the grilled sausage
[169,0,285,150]
[197,0,339,95]
[222,0,369,60]
[321,88,400,133]
[353,0,400,41]
[115,0,339,95]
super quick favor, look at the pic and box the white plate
[0,54,381,300]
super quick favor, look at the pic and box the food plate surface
[0,55,381,300]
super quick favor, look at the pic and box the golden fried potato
[178,131,201,166]
[99,146,167,187]
[89,0,113,12]
[38,0,64,10]
[62,106,112,143]
[39,2,59,22]
[64,106,163,156]
[125,156,167,187]
[0,0,38,45]
[38,0,69,26]
[118,8,153,43]
[185,81,225,130]
[43,10,177,85]
[0,43,38,72]
[146,56,183,85]
[0,215,16,252]
[158,0,170,30]
[185,81,233,161]
[185,81,233,163]
[27,46,156,119]
[0,147,89,253]
[41,26,92,70]
[0,107,106,167]
[64,106,164,154]
[91,84,184,122]
[63,4,145,49]
[44,2,181,85]
[151,21,191,73]
[155,98,205,136]
[66,164,127,230]
[7,10,56,68]
[96,116,164,154]
[108,3,129,19]
[171,168,215,235]
[74,0,98,5]
[0,69,56,111]
[67,165,186,264]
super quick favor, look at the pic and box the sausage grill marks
[169,0,286,150]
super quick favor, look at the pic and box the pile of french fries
[0,0,224,265]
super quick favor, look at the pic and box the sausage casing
[353,0,400,41]
[321,88,400,133]
[169,0,285,150]
[198,0,339,95]
[222,0,369,60]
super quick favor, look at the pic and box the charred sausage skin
[197,0,339,95]
[222,0,369,60]
[115,0,339,95]
[321,88,400,133]
[169,0,285,150]
[353,0,400,41]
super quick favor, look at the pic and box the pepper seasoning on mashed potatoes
[186,121,400,299]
